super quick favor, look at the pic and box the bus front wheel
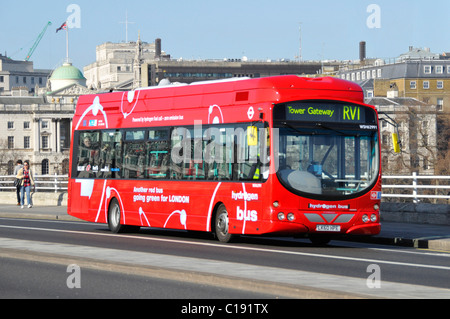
[108,198,140,233]
[214,204,235,243]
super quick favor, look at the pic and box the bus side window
[123,130,146,179]
[184,138,205,180]
[147,137,169,179]
[77,132,100,178]
[170,128,188,180]
[99,131,122,179]
[236,126,260,181]
[207,127,233,181]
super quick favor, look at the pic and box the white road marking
[0,223,449,271]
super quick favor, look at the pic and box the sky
[1,0,449,71]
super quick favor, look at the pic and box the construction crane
[25,21,52,61]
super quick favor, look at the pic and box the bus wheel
[214,204,234,243]
[108,198,140,233]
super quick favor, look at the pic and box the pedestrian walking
[13,160,23,206]
[16,160,35,208]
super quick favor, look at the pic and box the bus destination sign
[285,102,367,124]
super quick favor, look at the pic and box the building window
[423,81,430,89]
[410,81,417,89]
[24,121,30,129]
[437,98,444,111]
[62,159,70,175]
[42,120,49,129]
[42,136,49,149]
[377,69,382,78]
[424,66,432,74]
[24,136,30,149]
[41,159,49,175]
[8,136,14,149]
[7,121,14,129]
[0,76,4,83]
[437,81,444,89]
[436,66,443,74]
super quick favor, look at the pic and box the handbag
[14,178,21,187]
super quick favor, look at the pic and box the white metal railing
[0,174,68,193]
[382,172,450,203]
[1,173,449,203]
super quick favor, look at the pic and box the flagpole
[66,24,69,63]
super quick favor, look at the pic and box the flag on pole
[56,21,67,33]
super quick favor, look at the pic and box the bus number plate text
[316,225,341,232]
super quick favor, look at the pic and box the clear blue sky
[1,0,449,71]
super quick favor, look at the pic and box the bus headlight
[277,212,285,221]
[362,214,369,223]
[371,214,377,222]
[287,213,295,221]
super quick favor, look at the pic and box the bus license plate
[316,225,341,232]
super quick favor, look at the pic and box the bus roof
[73,75,366,128]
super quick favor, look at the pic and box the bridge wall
[381,203,450,226]
[0,193,448,226]
[0,192,67,207]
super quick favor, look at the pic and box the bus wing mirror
[392,133,401,153]
[379,112,401,154]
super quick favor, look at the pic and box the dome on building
[48,62,87,92]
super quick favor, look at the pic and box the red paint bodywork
[68,76,381,238]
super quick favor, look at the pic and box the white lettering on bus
[237,206,258,222]
[231,191,259,201]
[169,195,190,204]
[309,203,350,210]
[134,187,148,193]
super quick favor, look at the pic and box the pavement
[1,205,450,252]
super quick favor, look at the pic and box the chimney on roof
[155,38,161,59]
[359,41,366,63]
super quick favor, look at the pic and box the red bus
[68,75,381,244]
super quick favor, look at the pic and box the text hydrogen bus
[68,75,381,244]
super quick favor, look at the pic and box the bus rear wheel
[214,204,235,243]
[108,198,140,233]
